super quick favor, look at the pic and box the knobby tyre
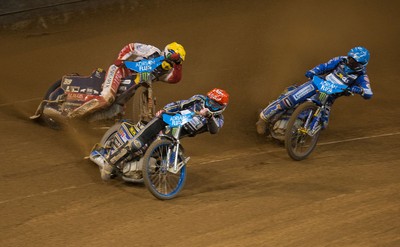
[142,139,186,200]
[132,86,154,123]
[100,123,121,146]
[285,102,321,161]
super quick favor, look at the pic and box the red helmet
[206,88,229,110]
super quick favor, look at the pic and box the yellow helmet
[164,42,186,61]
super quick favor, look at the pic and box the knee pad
[260,103,281,121]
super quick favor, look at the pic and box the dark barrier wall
[0,0,140,30]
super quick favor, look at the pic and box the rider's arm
[162,100,183,113]
[158,63,182,84]
[117,43,161,60]
[307,56,343,76]
[207,114,224,134]
[163,95,204,113]
[355,74,373,99]
[119,43,182,84]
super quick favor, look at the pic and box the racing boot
[257,103,287,135]
[256,117,267,135]
[90,149,114,181]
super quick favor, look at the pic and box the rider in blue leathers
[91,88,229,181]
[256,46,373,135]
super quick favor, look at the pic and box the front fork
[308,107,322,136]
[164,127,189,174]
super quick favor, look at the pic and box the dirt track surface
[1,1,400,246]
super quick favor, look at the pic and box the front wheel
[285,102,321,161]
[132,86,155,123]
[142,139,186,200]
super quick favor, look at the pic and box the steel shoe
[90,150,114,181]
[256,118,267,135]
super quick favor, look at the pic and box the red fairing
[166,64,183,84]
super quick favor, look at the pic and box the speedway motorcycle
[90,110,192,200]
[265,73,351,160]
[30,56,165,129]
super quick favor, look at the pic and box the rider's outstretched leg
[257,81,316,135]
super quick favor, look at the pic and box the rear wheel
[142,139,186,200]
[100,123,121,146]
[285,102,321,161]
[40,79,63,130]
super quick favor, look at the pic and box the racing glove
[305,70,315,79]
[161,61,172,70]
[162,53,182,71]
[199,108,212,118]
[156,109,165,117]
[168,53,182,64]
[114,59,124,67]
[350,86,364,95]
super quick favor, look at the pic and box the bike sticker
[66,92,85,100]
[315,75,348,94]
[129,127,136,135]
[103,65,117,90]
[293,84,314,101]
[63,78,72,85]
[326,73,346,85]
[282,98,293,108]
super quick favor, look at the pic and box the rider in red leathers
[67,42,186,118]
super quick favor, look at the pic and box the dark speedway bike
[90,110,193,200]
[30,56,164,129]
[266,73,352,160]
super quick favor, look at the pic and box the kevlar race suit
[68,43,183,118]
[106,94,226,166]
[258,55,373,130]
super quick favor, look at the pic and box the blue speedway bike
[285,74,351,160]
[90,110,192,200]
[268,73,352,160]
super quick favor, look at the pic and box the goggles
[346,57,364,71]
[205,97,224,111]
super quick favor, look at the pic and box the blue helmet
[347,46,370,71]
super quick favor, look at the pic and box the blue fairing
[162,110,193,127]
[124,56,165,73]
[312,75,348,95]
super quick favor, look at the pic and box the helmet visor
[347,57,364,71]
[206,97,224,111]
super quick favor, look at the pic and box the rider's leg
[257,81,316,135]
[69,65,124,118]
[94,117,167,181]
